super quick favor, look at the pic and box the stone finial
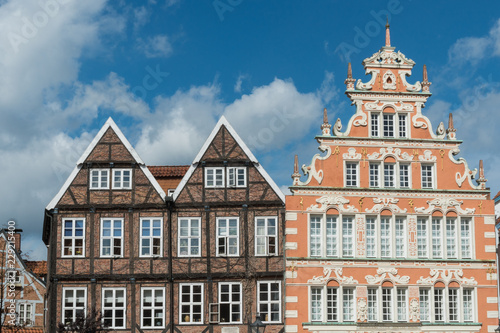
[385,17,390,47]
[421,64,432,93]
[477,159,487,189]
[447,113,457,140]
[344,63,356,90]
[292,155,301,185]
[321,108,332,136]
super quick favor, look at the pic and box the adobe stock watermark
[334,0,404,63]
[130,65,169,100]
[8,0,73,54]
[213,0,243,22]
[246,107,298,151]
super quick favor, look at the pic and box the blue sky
[1,0,500,259]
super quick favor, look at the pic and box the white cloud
[133,6,149,31]
[136,34,173,58]
[234,74,248,93]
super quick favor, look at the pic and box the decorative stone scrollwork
[418,150,436,162]
[435,122,446,139]
[399,70,422,92]
[343,147,362,159]
[356,69,379,90]
[352,100,367,127]
[365,197,407,214]
[412,102,444,140]
[367,147,413,162]
[307,267,358,285]
[307,195,359,213]
[362,49,416,68]
[416,269,477,286]
[448,148,481,189]
[382,70,397,90]
[357,298,367,322]
[364,100,414,112]
[296,145,331,186]
[365,267,410,285]
[414,198,475,215]
[409,299,419,322]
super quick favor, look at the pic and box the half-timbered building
[284,24,498,333]
[42,116,286,332]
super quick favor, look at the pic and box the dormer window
[205,167,247,188]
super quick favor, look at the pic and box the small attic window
[90,169,109,189]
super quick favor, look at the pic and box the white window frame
[141,287,165,329]
[216,217,239,257]
[364,215,406,259]
[102,288,126,329]
[205,167,225,188]
[309,214,355,258]
[369,163,380,187]
[62,218,85,258]
[421,216,474,260]
[227,167,246,188]
[112,169,132,189]
[370,112,410,139]
[180,283,204,324]
[344,162,358,187]
[419,287,475,323]
[218,282,242,324]
[365,287,408,322]
[17,303,33,326]
[62,288,86,325]
[178,217,201,257]
[100,218,123,257]
[383,113,395,137]
[421,164,435,189]
[257,281,281,323]
[310,286,354,323]
[417,217,429,258]
[398,114,407,138]
[89,168,109,189]
[371,161,411,189]
[255,216,278,256]
[140,218,163,257]
[371,113,380,137]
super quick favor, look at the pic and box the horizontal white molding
[285,310,298,318]
[487,297,498,303]
[485,232,496,238]
[285,228,298,235]
[285,271,297,278]
[485,245,496,253]
[487,311,499,318]
[286,212,298,221]
[285,242,297,250]
[285,325,298,333]
[285,296,298,303]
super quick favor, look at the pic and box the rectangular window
[180,284,203,324]
[342,217,354,257]
[62,218,85,257]
[369,163,380,187]
[326,288,338,322]
[217,218,239,256]
[255,217,277,256]
[101,218,123,257]
[395,217,405,258]
[371,114,379,137]
[419,289,430,322]
[446,218,457,258]
[367,288,377,321]
[382,288,392,321]
[227,167,246,187]
[63,288,86,325]
[140,218,162,257]
[345,163,358,187]
[365,217,376,258]
[380,217,391,258]
[398,114,407,138]
[219,283,241,323]
[103,288,125,328]
[461,218,472,259]
[142,288,164,328]
[310,216,321,257]
[90,169,109,189]
[396,289,407,321]
[342,288,354,322]
[326,216,337,257]
[384,164,395,187]
[112,169,132,189]
[434,288,444,321]
[383,114,394,137]
[399,164,410,188]
[417,218,428,258]
[311,287,322,322]
[432,218,442,258]
[448,288,459,322]
[179,218,201,257]
[205,167,224,188]
[421,164,434,188]
[463,289,473,322]
[18,303,33,326]
[258,281,281,323]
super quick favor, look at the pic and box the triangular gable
[173,116,285,203]
[46,118,166,210]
